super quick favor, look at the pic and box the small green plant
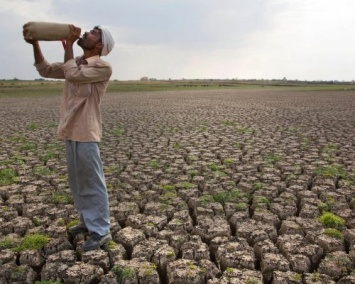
[187,261,197,270]
[315,165,347,179]
[161,184,176,191]
[245,280,258,284]
[104,165,119,174]
[0,159,14,166]
[199,194,215,205]
[173,142,181,149]
[40,151,56,162]
[322,143,339,154]
[179,182,194,189]
[0,237,15,249]
[18,142,37,151]
[213,170,226,178]
[293,273,303,281]
[0,168,17,186]
[33,217,41,227]
[286,127,299,133]
[13,234,50,252]
[311,272,321,282]
[325,195,336,210]
[318,202,329,213]
[173,218,184,225]
[47,192,73,205]
[254,196,271,208]
[324,228,343,239]
[188,155,198,161]
[144,222,155,228]
[159,203,171,210]
[104,240,116,251]
[33,166,53,176]
[264,153,282,164]
[209,163,223,171]
[235,202,248,211]
[160,192,177,204]
[346,173,355,186]
[10,134,27,143]
[253,182,264,191]
[187,170,199,178]
[148,160,160,169]
[198,126,207,132]
[166,251,175,257]
[112,265,135,282]
[318,212,345,229]
[142,263,157,276]
[111,127,125,136]
[12,265,27,279]
[212,190,243,205]
[28,121,38,130]
[225,267,234,273]
[223,158,234,165]
[223,120,238,127]
[66,219,79,229]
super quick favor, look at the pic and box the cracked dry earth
[0,88,355,284]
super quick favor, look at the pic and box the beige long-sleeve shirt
[35,55,112,142]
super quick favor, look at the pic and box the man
[23,24,114,251]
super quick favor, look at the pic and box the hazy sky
[1,0,355,81]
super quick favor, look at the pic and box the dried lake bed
[0,88,355,283]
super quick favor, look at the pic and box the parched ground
[0,88,355,283]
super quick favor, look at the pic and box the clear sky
[1,0,355,81]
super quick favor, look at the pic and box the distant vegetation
[1,78,355,98]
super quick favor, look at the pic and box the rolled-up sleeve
[62,59,112,84]
[34,59,65,79]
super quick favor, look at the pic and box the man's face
[77,28,101,50]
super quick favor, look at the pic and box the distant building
[140,77,149,81]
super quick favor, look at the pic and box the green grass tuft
[0,168,17,186]
[212,190,243,205]
[0,237,15,249]
[66,219,79,229]
[13,234,50,252]
[318,212,345,229]
[324,228,343,239]
[315,165,346,178]
[47,192,73,205]
[112,265,135,282]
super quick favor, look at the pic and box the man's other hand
[66,25,81,46]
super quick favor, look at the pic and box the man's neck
[83,50,100,59]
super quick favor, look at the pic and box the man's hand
[65,24,81,46]
[23,23,38,45]
[64,25,81,63]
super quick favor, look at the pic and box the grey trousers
[65,140,110,236]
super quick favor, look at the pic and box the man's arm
[23,23,45,64]
[31,41,45,64]
[63,60,112,84]
[64,25,81,63]
[23,25,65,79]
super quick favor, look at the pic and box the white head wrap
[99,27,114,56]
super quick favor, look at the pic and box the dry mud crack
[0,89,355,283]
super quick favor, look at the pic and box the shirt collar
[85,55,100,64]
